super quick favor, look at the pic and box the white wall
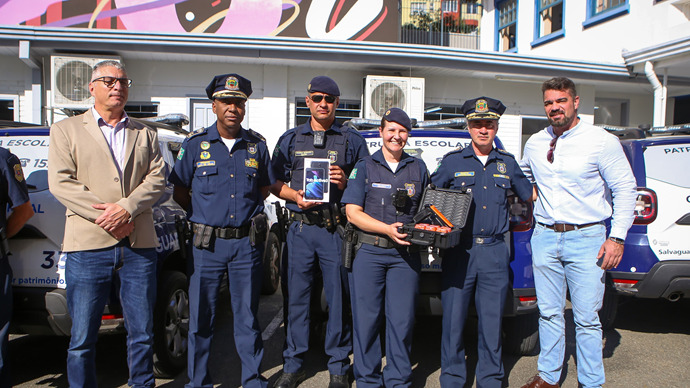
[0,55,37,123]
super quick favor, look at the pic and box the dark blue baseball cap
[382,107,411,131]
[461,96,506,120]
[206,73,252,100]
[307,76,340,96]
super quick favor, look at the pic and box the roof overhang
[2,25,690,91]
[623,35,690,81]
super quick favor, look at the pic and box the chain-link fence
[400,0,481,49]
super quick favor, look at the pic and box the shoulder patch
[247,128,266,143]
[13,164,24,182]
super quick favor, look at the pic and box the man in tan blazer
[48,60,165,388]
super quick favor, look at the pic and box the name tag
[372,183,392,189]
[455,171,474,177]
[493,174,509,179]
[295,151,314,157]
[196,161,216,167]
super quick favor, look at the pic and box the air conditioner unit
[51,55,121,109]
[363,76,425,121]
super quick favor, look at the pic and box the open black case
[399,186,473,248]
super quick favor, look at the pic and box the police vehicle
[598,124,690,328]
[348,118,539,355]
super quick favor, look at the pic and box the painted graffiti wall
[0,0,398,42]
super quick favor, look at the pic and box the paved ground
[9,292,690,387]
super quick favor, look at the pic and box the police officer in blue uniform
[342,108,429,388]
[170,74,271,388]
[0,147,34,388]
[271,76,369,388]
[432,97,534,388]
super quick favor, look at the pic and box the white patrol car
[598,124,690,328]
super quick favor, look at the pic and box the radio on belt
[398,186,472,248]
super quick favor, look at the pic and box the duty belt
[538,221,601,233]
[472,235,505,245]
[356,231,397,249]
[290,208,341,230]
[192,223,250,239]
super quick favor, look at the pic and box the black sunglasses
[91,76,132,88]
[310,94,336,104]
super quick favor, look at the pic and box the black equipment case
[399,187,473,248]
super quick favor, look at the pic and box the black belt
[290,208,342,229]
[471,235,504,245]
[538,222,601,233]
[192,223,250,239]
[356,231,397,249]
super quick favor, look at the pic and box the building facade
[1,0,689,158]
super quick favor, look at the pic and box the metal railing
[400,1,481,49]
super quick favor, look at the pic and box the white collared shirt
[92,108,128,177]
[519,119,637,239]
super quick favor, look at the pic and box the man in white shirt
[519,77,637,388]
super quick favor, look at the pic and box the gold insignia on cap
[385,109,391,116]
[476,99,489,113]
[308,83,312,90]
[226,76,239,91]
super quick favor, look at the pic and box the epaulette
[186,127,207,139]
[247,128,266,142]
[496,148,515,158]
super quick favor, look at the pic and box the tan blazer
[48,110,165,252]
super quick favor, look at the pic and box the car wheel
[503,312,539,356]
[261,231,281,295]
[599,277,619,331]
[153,270,189,378]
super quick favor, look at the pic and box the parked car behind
[598,124,690,328]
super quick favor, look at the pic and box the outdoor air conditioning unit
[51,55,121,109]
[363,76,425,121]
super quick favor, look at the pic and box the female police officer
[341,108,429,387]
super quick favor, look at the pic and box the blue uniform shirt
[431,146,532,237]
[169,123,272,228]
[342,149,430,225]
[271,119,369,212]
[0,147,30,230]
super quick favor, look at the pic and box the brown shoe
[520,374,560,388]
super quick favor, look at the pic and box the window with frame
[295,98,361,127]
[466,3,479,14]
[584,0,629,27]
[442,1,458,13]
[496,0,518,52]
[410,2,426,15]
[534,0,564,44]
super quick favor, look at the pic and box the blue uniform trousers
[283,222,351,375]
[440,239,510,388]
[350,244,420,388]
[186,236,266,388]
[0,257,11,388]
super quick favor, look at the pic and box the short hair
[91,60,126,81]
[541,77,577,98]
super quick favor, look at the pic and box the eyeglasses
[547,136,558,163]
[310,94,336,104]
[91,76,132,88]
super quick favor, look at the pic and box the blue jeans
[531,223,606,388]
[66,242,157,388]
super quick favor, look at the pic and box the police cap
[307,76,340,96]
[206,73,252,100]
[461,97,506,120]
[382,107,411,131]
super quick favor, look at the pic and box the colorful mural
[0,0,397,42]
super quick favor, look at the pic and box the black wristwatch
[609,237,625,245]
